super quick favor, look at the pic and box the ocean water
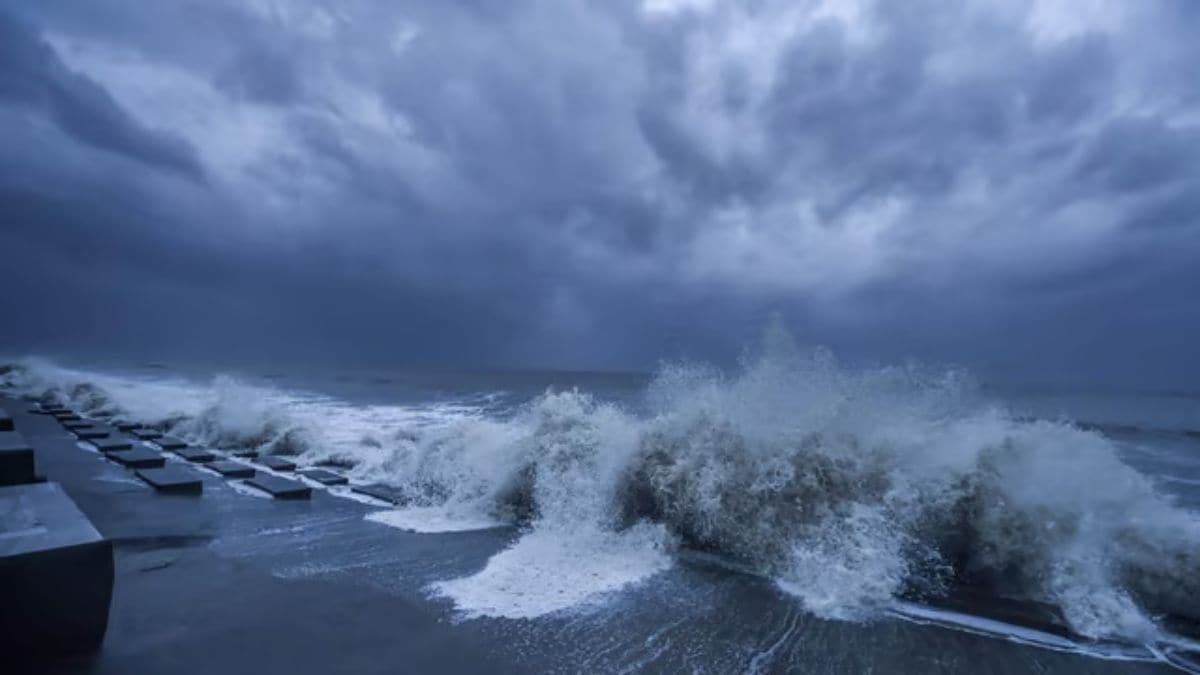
[3,337,1199,672]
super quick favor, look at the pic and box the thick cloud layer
[0,0,1197,385]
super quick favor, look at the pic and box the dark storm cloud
[0,0,1197,385]
[0,11,202,179]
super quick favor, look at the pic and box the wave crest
[4,341,1198,641]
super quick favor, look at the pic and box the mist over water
[4,327,1200,651]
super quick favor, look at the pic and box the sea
[3,339,1199,673]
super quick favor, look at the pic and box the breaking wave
[3,332,1199,644]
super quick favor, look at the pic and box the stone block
[132,428,163,441]
[154,436,188,450]
[351,483,404,505]
[299,469,348,486]
[90,436,135,453]
[0,482,113,656]
[135,467,202,495]
[74,428,111,440]
[105,448,166,469]
[244,475,312,500]
[258,456,296,472]
[208,461,255,478]
[0,431,36,487]
[175,447,216,463]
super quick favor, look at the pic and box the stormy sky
[1,0,1197,387]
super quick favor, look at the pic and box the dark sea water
[3,348,1199,673]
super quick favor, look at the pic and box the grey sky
[1,0,1197,386]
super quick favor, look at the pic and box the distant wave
[4,338,1200,650]
[1075,420,1200,441]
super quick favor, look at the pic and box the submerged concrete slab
[209,460,255,478]
[0,431,36,486]
[258,456,296,472]
[175,447,216,463]
[91,436,135,452]
[136,467,203,495]
[351,483,405,505]
[228,448,259,458]
[0,407,12,432]
[133,428,163,440]
[244,475,312,500]
[299,469,348,486]
[106,448,166,469]
[0,481,113,657]
[154,436,188,450]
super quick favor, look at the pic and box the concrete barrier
[136,467,203,495]
[245,475,312,500]
[299,469,348,486]
[0,482,113,657]
[175,447,216,463]
[351,483,404,505]
[105,448,166,469]
[0,431,36,487]
[91,437,135,453]
[258,456,296,472]
[154,436,188,450]
[209,460,255,478]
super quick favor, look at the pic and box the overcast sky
[1,0,1197,386]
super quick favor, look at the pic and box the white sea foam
[431,525,673,619]
[5,332,1200,642]
[365,506,503,533]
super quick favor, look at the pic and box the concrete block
[115,422,141,432]
[90,436,135,453]
[244,475,312,500]
[52,412,81,422]
[74,428,111,440]
[209,460,255,478]
[258,456,296,472]
[154,436,188,450]
[299,469,348,486]
[175,447,216,463]
[0,407,12,432]
[62,419,99,430]
[351,483,404,505]
[0,482,113,656]
[135,467,202,495]
[106,448,166,469]
[0,431,36,487]
[132,428,163,441]
[228,448,258,458]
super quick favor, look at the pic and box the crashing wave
[3,335,1199,643]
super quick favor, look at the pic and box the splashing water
[4,333,1199,642]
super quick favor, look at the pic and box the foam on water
[4,331,1200,648]
[365,506,504,533]
[431,525,673,619]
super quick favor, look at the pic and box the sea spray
[4,337,1199,641]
